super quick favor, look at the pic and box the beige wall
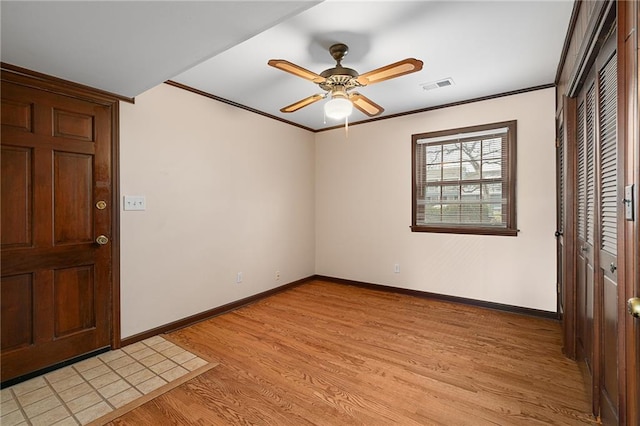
[119,84,316,338]
[315,88,557,311]
[119,85,557,339]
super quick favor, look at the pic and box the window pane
[461,185,480,223]
[482,137,502,158]
[481,159,501,178]
[426,145,442,165]
[442,163,461,181]
[425,185,441,201]
[461,203,481,223]
[482,183,502,200]
[461,161,480,180]
[442,185,460,200]
[424,204,442,223]
[426,164,442,182]
[441,204,460,223]
[461,184,480,200]
[442,143,461,162]
[482,203,503,224]
[461,141,481,161]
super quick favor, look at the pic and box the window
[411,120,517,236]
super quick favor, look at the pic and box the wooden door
[556,112,565,317]
[560,95,577,359]
[1,80,114,382]
[596,35,619,424]
[575,77,597,384]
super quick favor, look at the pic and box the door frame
[618,0,639,423]
[1,63,126,351]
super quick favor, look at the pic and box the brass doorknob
[96,235,109,245]
[628,298,640,319]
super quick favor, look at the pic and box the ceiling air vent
[420,77,454,91]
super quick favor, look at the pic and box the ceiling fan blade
[356,58,423,86]
[349,93,384,117]
[268,59,326,84]
[280,94,325,113]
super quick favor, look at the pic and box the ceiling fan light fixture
[324,93,353,120]
[324,97,353,120]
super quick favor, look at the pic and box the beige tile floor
[1,335,209,426]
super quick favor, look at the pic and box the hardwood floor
[108,280,597,425]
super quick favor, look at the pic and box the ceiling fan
[268,43,423,120]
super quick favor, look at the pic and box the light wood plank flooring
[108,280,597,425]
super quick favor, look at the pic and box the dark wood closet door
[556,113,565,317]
[573,31,620,423]
[1,81,113,382]
[596,38,619,425]
[576,78,597,380]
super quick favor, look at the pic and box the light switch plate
[625,184,634,221]
[123,195,146,211]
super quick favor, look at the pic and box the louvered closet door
[556,114,565,316]
[597,42,619,425]
[575,77,596,373]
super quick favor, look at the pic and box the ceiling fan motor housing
[319,43,362,92]
[319,71,360,92]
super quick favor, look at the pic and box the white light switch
[123,195,146,211]
[625,184,634,221]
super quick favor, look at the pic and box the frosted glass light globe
[324,98,353,119]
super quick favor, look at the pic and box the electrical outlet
[236,272,243,283]
[394,264,400,273]
[275,271,281,280]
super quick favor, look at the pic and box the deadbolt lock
[96,200,107,210]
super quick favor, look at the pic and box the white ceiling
[1,1,574,131]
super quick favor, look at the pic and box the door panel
[560,95,577,359]
[1,98,33,132]
[597,44,619,425]
[53,265,96,337]
[1,146,33,248]
[601,265,618,413]
[53,151,94,244]
[576,82,596,374]
[52,108,95,142]
[576,112,586,359]
[556,116,565,316]
[1,80,114,382]
[585,80,596,376]
[0,274,34,351]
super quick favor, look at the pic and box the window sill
[410,225,518,236]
